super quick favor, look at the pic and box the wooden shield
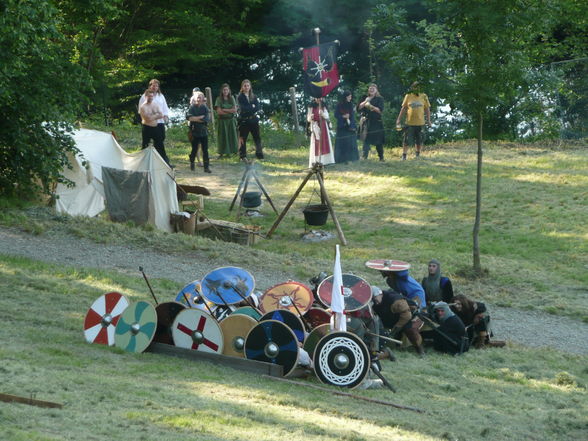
[245,320,299,377]
[260,281,313,315]
[172,309,224,354]
[304,307,332,329]
[83,292,129,346]
[114,301,157,353]
[154,301,187,345]
[175,280,202,307]
[313,331,370,389]
[231,306,262,321]
[201,266,255,305]
[220,314,258,358]
[365,259,411,272]
[260,309,305,344]
[303,323,331,359]
[317,274,372,312]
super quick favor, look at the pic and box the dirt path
[2,227,587,356]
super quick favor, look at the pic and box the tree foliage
[0,0,86,197]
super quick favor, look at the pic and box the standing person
[215,84,239,157]
[139,89,171,166]
[421,259,454,304]
[237,79,263,160]
[139,79,171,165]
[334,91,359,164]
[186,91,211,173]
[307,97,335,166]
[396,81,431,160]
[188,89,203,166]
[358,83,385,161]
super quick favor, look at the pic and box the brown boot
[415,345,425,357]
[488,340,506,348]
[474,331,488,349]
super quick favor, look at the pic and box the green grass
[0,255,586,441]
[5,121,587,321]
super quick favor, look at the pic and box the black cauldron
[303,204,329,226]
[242,191,262,208]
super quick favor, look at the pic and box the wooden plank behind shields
[0,393,63,409]
[147,342,284,377]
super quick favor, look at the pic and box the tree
[0,0,87,198]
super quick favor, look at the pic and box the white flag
[330,244,346,332]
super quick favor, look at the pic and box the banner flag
[302,42,340,98]
[330,244,346,332]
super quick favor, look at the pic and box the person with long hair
[215,83,239,156]
[334,91,359,163]
[451,295,505,348]
[139,79,171,165]
[186,91,211,173]
[396,81,431,160]
[358,83,385,161]
[237,79,263,160]
[307,97,334,166]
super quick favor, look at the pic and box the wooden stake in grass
[0,393,62,409]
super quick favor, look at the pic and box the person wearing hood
[451,294,505,349]
[381,269,426,311]
[421,259,454,304]
[431,302,468,355]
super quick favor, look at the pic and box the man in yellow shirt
[396,82,431,160]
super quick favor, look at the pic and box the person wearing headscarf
[307,97,335,166]
[451,295,505,348]
[372,286,425,356]
[381,269,426,311]
[431,302,468,355]
[334,91,359,164]
[421,259,454,304]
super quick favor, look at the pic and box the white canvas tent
[55,128,178,232]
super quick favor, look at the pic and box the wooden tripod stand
[229,160,278,220]
[266,163,347,245]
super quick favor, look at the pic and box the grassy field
[7,121,587,321]
[0,254,586,441]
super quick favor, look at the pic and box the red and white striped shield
[83,292,129,346]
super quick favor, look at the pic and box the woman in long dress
[334,91,359,163]
[307,98,334,167]
[214,83,239,156]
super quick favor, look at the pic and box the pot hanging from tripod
[303,204,329,226]
[242,191,262,208]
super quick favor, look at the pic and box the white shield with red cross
[171,309,224,354]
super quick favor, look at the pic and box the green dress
[215,96,239,155]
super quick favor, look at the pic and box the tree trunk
[473,112,483,274]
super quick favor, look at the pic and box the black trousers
[362,141,384,160]
[142,124,170,165]
[238,118,262,158]
[190,136,209,168]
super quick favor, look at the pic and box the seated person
[381,269,426,310]
[421,258,454,304]
[451,294,505,348]
[372,286,425,356]
[431,302,469,355]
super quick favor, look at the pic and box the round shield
[260,281,313,315]
[304,307,332,329]
[365,259,411,272]
[313,331,370,389]
[172,309,224,354]
[114,301,157,353]
[175,280,202,307]
[245,320,299,376]
[211,304,235,321]
[317,274,372,312]
[83,292,129,346]
[231,306,262,321]
[200,267,255,305]
[220,314,258,358]
[303,324,331,359]
[154,301,187,345]
[260,309,305,344]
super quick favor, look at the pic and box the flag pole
[313,27,321,46]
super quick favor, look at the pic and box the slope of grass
[0,255,586,441]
